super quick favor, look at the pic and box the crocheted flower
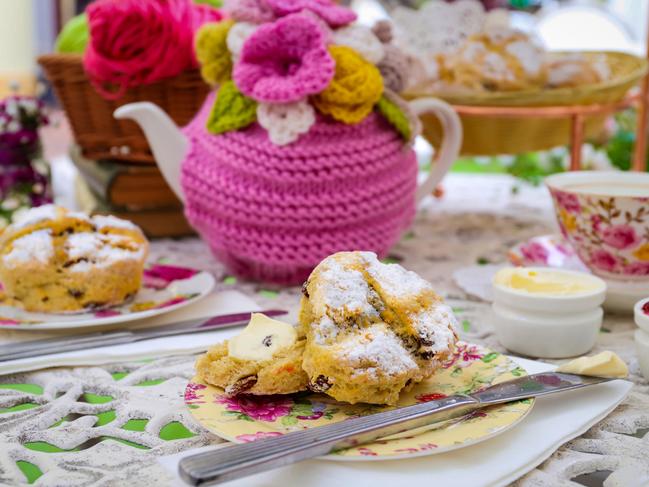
[226,22,257,60]
[372,20,393,44]
[206,80,257,134]
[223,0,274,24]
[233,13,334,103]
[312,46,384,124]
[376,88,421,144]
[332,24,384,65]
[195,20,235,85]
[378,44,409,92]
[265,0,356,27]
[257,99,316,145]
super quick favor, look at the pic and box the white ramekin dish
[492,267,607,358]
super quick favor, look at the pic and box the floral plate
[0,264,215,330]
[508,234,589,272]
[186,342,534,460]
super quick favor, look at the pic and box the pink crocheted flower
[224,0,274,24]
[215,394,293,421]
[265,0,356,27]
[233,13,334,103]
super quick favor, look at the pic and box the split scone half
[0,205,148,312]
[299,251,458,405]
[196,313,309,396]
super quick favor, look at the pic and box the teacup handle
[408,98,462,203]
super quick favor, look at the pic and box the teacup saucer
[509,235,649,314]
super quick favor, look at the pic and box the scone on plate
[0,205,148,312]
[299,251,458,405]
[196,313,309,396]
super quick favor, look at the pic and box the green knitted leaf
[206,81,257,135]
[376,95,411,141]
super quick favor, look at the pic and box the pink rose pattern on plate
[550,189,649,279]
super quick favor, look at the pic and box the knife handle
[179,395,478,486]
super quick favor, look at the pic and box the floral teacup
[546,171,649,281]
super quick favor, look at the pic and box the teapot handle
[408,98,462,203]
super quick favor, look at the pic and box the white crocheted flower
[226,22,257,60]
[332,24,384,65]
[257,100,316,146]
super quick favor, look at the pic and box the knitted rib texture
[181,92,418,284]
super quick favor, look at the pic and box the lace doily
[0,175,647,486]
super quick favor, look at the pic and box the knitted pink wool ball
[181,93,418,285]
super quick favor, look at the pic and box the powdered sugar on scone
[411,303,458,354]
[65,232,146,272]
[361,251,431,298]
[3,229,53,266]
[337,323,417,377]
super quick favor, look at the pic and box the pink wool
[265,0,356,27]
[233,13,334,103]
[181,93,418,284]
[224,0,275,24]
[84,0,222,100]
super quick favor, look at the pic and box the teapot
[114,94,461,285]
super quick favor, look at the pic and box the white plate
[0,264,215,330]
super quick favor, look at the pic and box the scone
[196,313,309,396]
[545,53,610,88]
[445,27,546,91]
[299,251,458,405]
[0,205,148,312]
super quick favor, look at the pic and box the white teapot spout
[114,102,188,202]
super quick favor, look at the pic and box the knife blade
[179,372,613,486]
[0,309,287,362]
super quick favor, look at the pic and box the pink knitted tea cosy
[181,92,417,285]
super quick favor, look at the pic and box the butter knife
[0,309,287,362]
[179,372,614,486]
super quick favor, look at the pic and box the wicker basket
[39,53,210,164]
[406,51,648,156]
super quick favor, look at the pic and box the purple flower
[185,382,208,404]
[94,309,121,318]
[215,394,293,421]
[265,0,356,27]
[601,224,639,250]
[143,264,199,289]
[233,13,334,103]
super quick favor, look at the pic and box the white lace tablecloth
[1,174,647,486]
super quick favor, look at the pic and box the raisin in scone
[196,313,309,396]
[0,205,148,312]
[299,251,458,405]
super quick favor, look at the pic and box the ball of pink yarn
[84,0,222,100]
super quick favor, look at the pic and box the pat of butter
[228,313,297,361]
[494,267,602,295]
[556,351,628,378]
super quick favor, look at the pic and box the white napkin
[0,290,261,375]
[158,357,633,487]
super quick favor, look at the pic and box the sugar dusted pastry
[546,52,610,88]
[0,205,148,312]
[445,27,546,91]
[299,251,458,405]
[196,313,309,396]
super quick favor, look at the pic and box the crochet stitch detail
[377,89,422,144]
[233,13,335,103]
[257,100,316,145]
[332,24,384,65]
[378,44,409,93]
[182,92,418,284]
[265,0,356,27]
[224,0,275,24]
[226,22,257,60]
[206,81,258,134]
[312,46,384,124]
[195,20,235,85]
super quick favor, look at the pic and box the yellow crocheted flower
[313,45,383,124]
[195,19,235,86]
